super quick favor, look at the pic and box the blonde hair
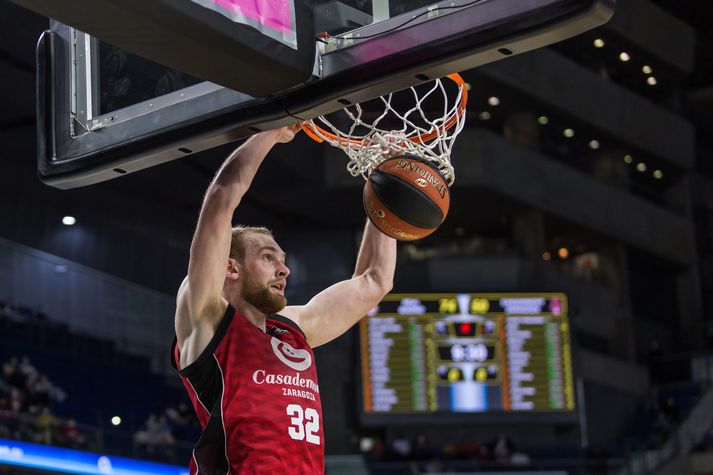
[230,225,273,262]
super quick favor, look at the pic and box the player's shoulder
[268,312,307,341]
[275,306,305,329]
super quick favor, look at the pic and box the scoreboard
[360,293,574,415]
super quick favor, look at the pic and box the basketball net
[302,73,468,186]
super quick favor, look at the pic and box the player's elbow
[380,276,394,295]
[366,272,393,299]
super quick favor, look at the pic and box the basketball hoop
[301,73,468,185]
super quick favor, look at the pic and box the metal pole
[576,377,589,449]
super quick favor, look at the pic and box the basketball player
[171,124,396,474]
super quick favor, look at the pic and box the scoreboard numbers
[360,293,575,415]
[470,298,490,314]
[439,298,458,314]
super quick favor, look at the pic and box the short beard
[241,275,287,314]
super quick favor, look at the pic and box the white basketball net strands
[302,73,468,186]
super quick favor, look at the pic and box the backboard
[17,0,616,188]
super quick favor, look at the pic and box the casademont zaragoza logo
[270,337,312,371]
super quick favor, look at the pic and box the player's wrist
[246,129,280,146]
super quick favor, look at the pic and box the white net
[303,74,467,185]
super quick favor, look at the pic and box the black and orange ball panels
[364,156,450,241]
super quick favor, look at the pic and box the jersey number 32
[286,404,321,445]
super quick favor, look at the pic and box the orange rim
[301,73,468,146]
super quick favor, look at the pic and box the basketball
[363,156,450,241]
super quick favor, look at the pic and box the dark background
[0,0,712,470]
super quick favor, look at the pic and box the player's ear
[226,258,239,280]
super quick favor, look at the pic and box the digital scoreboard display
[360,293,574,415]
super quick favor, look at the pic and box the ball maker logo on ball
[394,158,447,198]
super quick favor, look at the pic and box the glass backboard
[23,0,616,188]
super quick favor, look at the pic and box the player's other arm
[284,220,396,347]
[175,126,299,365]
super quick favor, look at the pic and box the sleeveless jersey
[171,305,324,474]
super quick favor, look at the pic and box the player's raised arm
[175,125,299,365]
[283,220,397,347]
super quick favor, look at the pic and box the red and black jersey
[171,305,324,474]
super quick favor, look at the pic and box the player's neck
[233,299,268,332]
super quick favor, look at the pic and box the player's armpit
[175,282,228,367]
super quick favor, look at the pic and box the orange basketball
[363,156,450,241]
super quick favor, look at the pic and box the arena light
[593,38,605,48]
[642,65,653,74]
[465,82,472,91]
[537,115,549,125]
[542,251,552,262]
[589,140,600,150]
[487,96,500,106]
[647,76,657,86]
[563,128,575,138]
[653,170,663,179]
[62,216,76,226]
[111,416,122,426]
[619,52,631,62]
[478,111,491,120]
[624,154,633,164]
[636,162,647,172]
[558,248,569,259]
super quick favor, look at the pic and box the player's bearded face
[241,272,287,314]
